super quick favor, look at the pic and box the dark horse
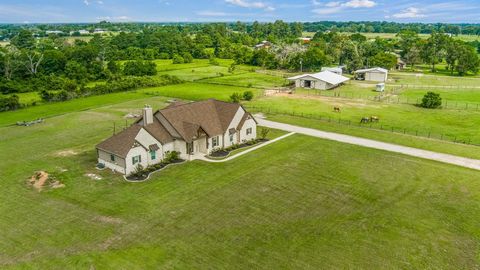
[360,117,370,123]
[333,106,341,113]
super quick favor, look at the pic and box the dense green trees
[123,61,157,76]
[0,21,479,112]
[0,94,20,111]
[421,92,442,109]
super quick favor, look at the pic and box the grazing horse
[360,117,370,123]
[333,106,341,113]
[370,116,380,122]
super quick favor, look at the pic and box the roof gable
[159,99,242,142]
[288,71,350,85]
[96,125,143,158]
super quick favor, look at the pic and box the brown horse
[333,106,341,113]
[370,116,380,122]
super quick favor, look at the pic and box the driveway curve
[256,117,480,171]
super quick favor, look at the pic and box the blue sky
[0,0,479,23]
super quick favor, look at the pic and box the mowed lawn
[0,83,262,127]
[201,72,289,88]
[1,98,480,269]
[138,82,263,102]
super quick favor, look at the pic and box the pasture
[249,95,480,146]
[1,96,480,269]
[3,59,480,161]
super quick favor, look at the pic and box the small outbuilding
[354,67,388,82]
[288,71,350,90]
[376,83,385,92]
[321,67,343,75]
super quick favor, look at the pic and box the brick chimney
[143,105,153,126]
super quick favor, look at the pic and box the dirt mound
[29,171,65,191]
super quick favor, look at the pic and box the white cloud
[97,0,104,4]
[312,0,376,15]
[225,0,274,11]
[343,0,376,8]
[392,7,426,19]
[83,0,90,6]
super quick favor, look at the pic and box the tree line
[0,21,479,112]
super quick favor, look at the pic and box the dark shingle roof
[97,99,246,155]
[143,118,174,144]
[158,99,241,142]
[96,125,142,158]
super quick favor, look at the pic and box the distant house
[396,58,406,70]
[45,30,63,35]
[298,37,311,44]
[321,67,343,75]
[94,28,106,34]
[288,71,350,90]
[354,67,388,82]
[255,40,272,49]
[96,99,257,175]
[70,29,90,35]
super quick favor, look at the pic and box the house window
[229,134,234,142]
[110,154,115,162]
[150,150,156,160]
[212,136,219,147]
[246,128,252,135]
[132,155,141,165]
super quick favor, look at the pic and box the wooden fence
[245,105,479,146]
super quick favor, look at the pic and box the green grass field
[201,72,289,88]
[249,95,480,145]
[1,96,480,269]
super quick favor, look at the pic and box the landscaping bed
[126,151,184,181]
[126,159,185,181]
[208,138,268,158]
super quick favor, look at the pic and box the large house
[96,99,258,175]
[287,71,350,90]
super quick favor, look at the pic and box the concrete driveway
[256,116,480,171]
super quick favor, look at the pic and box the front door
[186,142,193,154]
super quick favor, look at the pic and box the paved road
[256,117,480,171]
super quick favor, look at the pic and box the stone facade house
[96,99,257,175]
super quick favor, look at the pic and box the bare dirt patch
[54,149,78,157]
[28,171,65,191]
[124,112,141,119]
[85,173,102,181]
